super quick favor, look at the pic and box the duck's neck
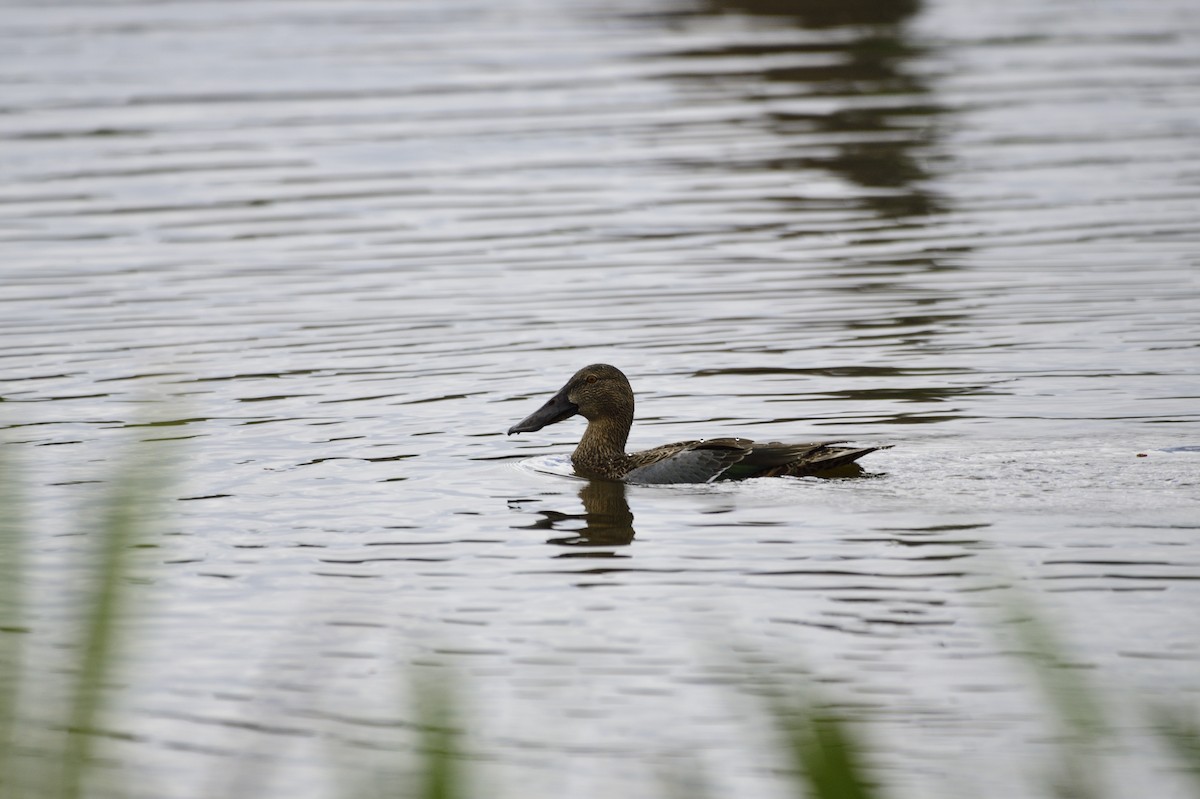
[572,410,633,478]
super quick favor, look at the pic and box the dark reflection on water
[511,480,637,551]
[707,0,921,28]
[679,0,943,218]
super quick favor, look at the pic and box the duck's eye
[585,375,597,384]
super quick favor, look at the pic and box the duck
[506,364,885,484]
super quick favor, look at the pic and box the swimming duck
[507,364,884,484]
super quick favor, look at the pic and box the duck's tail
[732,442,889,479]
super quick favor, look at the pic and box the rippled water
[3,0,1199,797]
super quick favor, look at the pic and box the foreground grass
[1,446,169,799]
[0,445,1197,799]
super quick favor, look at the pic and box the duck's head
[507,364,633,435]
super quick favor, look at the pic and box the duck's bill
[507,387,578,435]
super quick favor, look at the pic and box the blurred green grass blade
[656,756,715,799]
[737,648,883,799]
[1150,705,1200,791]
[415,671,463,799]
[758,676,881,799]
[56,448,168,799]
[778,706,881,799]
[0,447,28,796]
[1008,604,1107,743]
[999,589,1108,799]
[331,666,468,799]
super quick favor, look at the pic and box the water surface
[2,0,1199,797]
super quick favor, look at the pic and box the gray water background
[2,0,1199,797]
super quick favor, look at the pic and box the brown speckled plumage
[508,364,886,484]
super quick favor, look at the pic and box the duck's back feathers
[731,442,884,479]
[624,438,752,484]
[621,439,885,484]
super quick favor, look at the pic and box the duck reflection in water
[511,479,636,552]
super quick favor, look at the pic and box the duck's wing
[732,441,886,479]
[624,438,753,484]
